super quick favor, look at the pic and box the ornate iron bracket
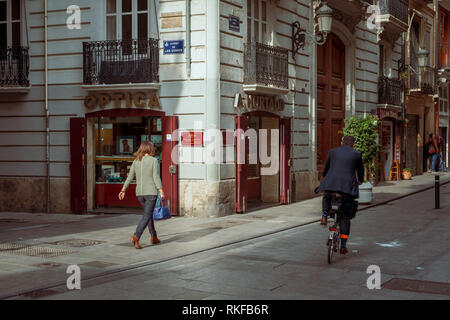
[292,21,326,58]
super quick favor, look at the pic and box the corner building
[0,0,404,217]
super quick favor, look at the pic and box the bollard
[435,175,440,209]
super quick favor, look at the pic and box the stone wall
[0,177,71,213]
[292,171,320,202]
[179,180,235,218]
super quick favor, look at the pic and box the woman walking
[118,141,164,249]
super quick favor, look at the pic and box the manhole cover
[34,262,64,268]
[48,239,105,247]
[0,242,74,258]
[383,278,450,296]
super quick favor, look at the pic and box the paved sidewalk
[0,172,448,299]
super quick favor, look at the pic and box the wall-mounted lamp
[292,2,333,58]
[418,48,429,68]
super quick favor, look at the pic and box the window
[106,0,150,40]
[0,0,22,47]
[247,0,267,43]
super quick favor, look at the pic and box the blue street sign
[163,40,185,54]
[229,15,240,32]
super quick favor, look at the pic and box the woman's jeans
[430,153,439,171]
[135,195,157,239]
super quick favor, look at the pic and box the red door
[317,33,346,177]
[70,118,87,213]
[235,116,248,213]
[161,116,179,215]
[280,118,291,204]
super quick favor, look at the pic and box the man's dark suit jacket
[317,145,365,198]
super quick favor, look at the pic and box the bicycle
[325,193,343,264]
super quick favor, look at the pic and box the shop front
[234,94,291,213]
[376,107,402,181]
[70,91,179,215]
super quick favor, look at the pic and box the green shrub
[343,115,380,178]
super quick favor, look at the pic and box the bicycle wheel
[327,233,334,264]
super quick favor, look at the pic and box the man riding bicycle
[316,136,364,255]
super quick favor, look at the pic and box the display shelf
[96,156,135,162]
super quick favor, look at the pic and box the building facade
[438,0,450,168]
[0,0,412,216]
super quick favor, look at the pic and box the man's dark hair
[342,136,356,147]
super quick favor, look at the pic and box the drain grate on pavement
[0,242,74,258]
[48,239,105,247]
[383,278,450,297]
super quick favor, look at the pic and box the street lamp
[418,48,429,68]
[292,2,333,58]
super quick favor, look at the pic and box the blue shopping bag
[153,196,172,220]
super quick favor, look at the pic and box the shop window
[94,116,162,186]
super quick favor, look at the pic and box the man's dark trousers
[322,191,355,238]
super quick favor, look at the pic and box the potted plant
[343,115,381,204]
[402,118,408,128]
[402,168,412,180]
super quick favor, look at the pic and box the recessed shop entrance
[234,112,291,213]
[70,109,179,215]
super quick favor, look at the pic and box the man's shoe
[320,216,327,226]
[340,247,348,255]
[131,235,142,249]
[151,237,161,245]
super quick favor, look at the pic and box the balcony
[378,0,409,24]
[243,42,289,96]
[408,66,436,95]
[378,77,402,107]
[0,46,30,93]
[82,38,160,91]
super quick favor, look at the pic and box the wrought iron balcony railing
[378,76,402,106]
[408,66,436,95]
[0,46,30,87]
[378,0,409,24]
[83,38,159,85]
[244,42,289,90]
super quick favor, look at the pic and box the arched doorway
[316,33,346,177]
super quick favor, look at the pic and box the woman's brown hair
[134,141,155,160]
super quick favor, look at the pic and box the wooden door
[317,33,346,177]
[280,118,291,204]
[70,118,87,213]
[161,116,179,215]
[235,116,248,213]
[261,116,279,203]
